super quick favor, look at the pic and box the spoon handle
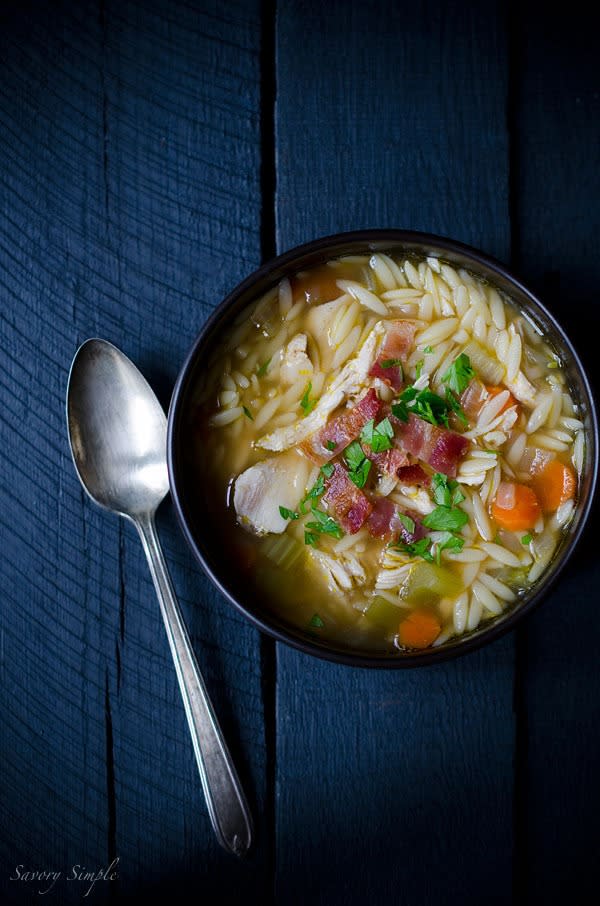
[135,513,253,857]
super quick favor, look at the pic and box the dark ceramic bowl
[167,230,598,667]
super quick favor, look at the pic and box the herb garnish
[360,417,394,454]
[392,386,450,427]
[325,440,337,451]
[441,353,475,396]
[279,506,299,521]
[242,405,254,420]
[422,506,469,532]
[415,359,424,379]
[344,440,372,488]
[305,506,344,540]
[321,462,335,478]
[308,613,325,629]
[257,357,271,377]
[397,513,416,534]
[392,381,469,429]
[300,382,317,416]
[423,346,434,354]
[431,472,465,507]
[393,537,435,562]
[521,533,533,545]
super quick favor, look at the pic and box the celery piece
[398,562,463,605]
[262,533,305,570]
[364,596,405,632]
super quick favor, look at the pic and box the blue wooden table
[1,2,598,903]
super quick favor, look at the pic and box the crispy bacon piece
[322,463,373,534]
[365,447,409,476]
[369,321,417,390]
[366,497,426,543]
[396,463,430,486]
[392,413,469,478]
[460,378,489,418]
[301,389,381,464]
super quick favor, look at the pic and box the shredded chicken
[256,321,386,452]
[233,452,309,535]
[280,333,313,385]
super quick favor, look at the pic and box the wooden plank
[274,2,516,904]
[510,3,600,901]
[0,1,268,902]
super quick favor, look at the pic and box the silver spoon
[66,338,253,857]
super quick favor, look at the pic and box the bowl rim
[167,228,599,668]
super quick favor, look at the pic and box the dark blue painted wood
[274,2,516,904]
[511,3,600,901]
[0,1,268,902]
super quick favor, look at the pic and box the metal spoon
[66,338,253,857]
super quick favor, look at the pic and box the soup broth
[194,253,583,653]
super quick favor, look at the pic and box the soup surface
[195,253,583,653]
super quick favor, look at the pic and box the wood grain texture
[274,2,516,904]
[0,1,268,902]
[510,2,600,901]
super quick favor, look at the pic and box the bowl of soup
[167,230,598,666]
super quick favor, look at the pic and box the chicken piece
[233,452,310,535]
[280,333,314,385]
[505,370,536,406]
[257,321,386,452]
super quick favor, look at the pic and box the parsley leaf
[397,513,416,534]
[304,531,318,547]
[344,440,372,488]
[393,537,434,562]
[300,382,317,416]
[431,473,465,507]
[306,506,344,539]
[361,417,394,453]
[521,533,533,545]
[423,506,469,532]
[279,506,299,520]
[423,345,434,354]
[308,613,324,628]
[441,353,475,396]
[321,462,335,478]
[415,359,424,379]
[242,405,254,421]
[325,440,337,451]
[298,473,326,513]
[391,400,409,422]
[445,388,468,425]
[433,531,465,564]
[257,357,271,377]
[344,441,365,471]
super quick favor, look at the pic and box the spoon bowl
[66,338,253,857]
[67,339,168,516]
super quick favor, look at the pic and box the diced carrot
[485,385,518,414]
[291,265,343,304]
[397,610,441,649]
[532,460,576,512]
[491,482,541,531]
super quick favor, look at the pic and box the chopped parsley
[325,440,337,451]
[431,472,465,507]
[300,382,317,416]
[415,359,424,379]
[344,440,372,488]
[393,537,435,562]
[308,613,325,629]
[423,345,434,354]
[441,353,475,396]
[392,386,451,427]
[521,533,533,545]
[298,464,333,513]
[423,506,468,532]
[257,357,271,377]
[304,531,318,547]
[278,506,299,520]
[305,506,344,540]
[397,513,415,534]
[242,405,254,421]
[360,417,394,453]
[444,387,468,425]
